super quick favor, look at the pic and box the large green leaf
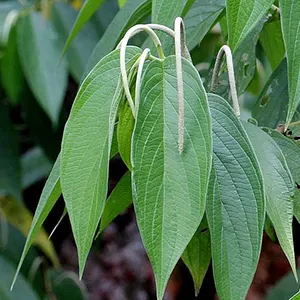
[0,255,39,300]
[151,0,187,25]
[265,129,300,223]
[62,0,105,55]
[185,0,225,50]
[280,0,300,125]
[132,56,212,300]
[99,171,132,233]
[52,3,99,82]
[12,156,61,289]
[206,93,265,300]
[226,0,273,50]
[259,20,285,70]
[17,12,68,124]
[1,21,25,105]
[85,0,151,77]
[252,59,290,128]
[243,122,296,277]
[61,47,141,278]
[181,217,211,296]
[0,103,21,201]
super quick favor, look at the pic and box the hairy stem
[211,45,240,118]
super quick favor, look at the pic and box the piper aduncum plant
[12,17,298,300]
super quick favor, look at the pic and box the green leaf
[259,20,285,70]
[132,56,212,300]
[226,0,273,50]
[185,0,225,50]
[243,122,297,278]
[212,20,265,98]
[118,0,127,8]
[0,103,21,201]
[12,156,61,289]
[206,93,265,300]
[117,100,134,170]
[0,255,39,299]
[290,291,300,300]
[252,59,291,129]
[0,2,20,38]
[264,129,300,223]
[99,171,132,233]
[17,12,68,124]
[1,20,25,105]
[21,147,52,190]
[182,217,211,296]
[264,215,277,243]
[280,0,300,125]
[62,0,105,56]
[85,0,151,77]
[266,269,300,300]
[52,3,99,82]
[61,47,141,278]
[49,270,88,300]
[152,0,187,25]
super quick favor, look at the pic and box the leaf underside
[132,56,212,300]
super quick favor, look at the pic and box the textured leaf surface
[226,0,273,50]
[152,0,187,25]
[185,0,225,50]
[260,20,285,70]
[61,47,141,277]
[99,171,132,232]
[132,56,212,299]
[265,129,300,223]
[117,101,134,170]
[52,3,99,82]
[13,156,61,288]
[85,0,150,77]
[206,94,265,300]
[0,103,21,201]
[252,59,291,129]
[0,255,38,300]
[17,13,68,124]
[62,0,105,55]
[182,217,211,296]
[243,122,296,277]
[280,0,300,125]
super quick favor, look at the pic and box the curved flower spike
[135,48,150,113]
[117,25,164,118]
[211,45,240,118]
[174,17,187,153]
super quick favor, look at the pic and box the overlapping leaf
[280,0,300,125]
[206,94,265,300]
[12,156,61,288]
[185,0,225,50]
[62,0,105,55]
[226,0,273,50]
[243,122,297,277]
[61,47,141,278]
[182,217,211,296]
[85,0,151,77]
[52,3,99,82]
[132,56,212,300]
[99,171,132,233]
[17,12,68,124]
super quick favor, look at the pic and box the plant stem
[289,120,300,127]
[211,45,240,118]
